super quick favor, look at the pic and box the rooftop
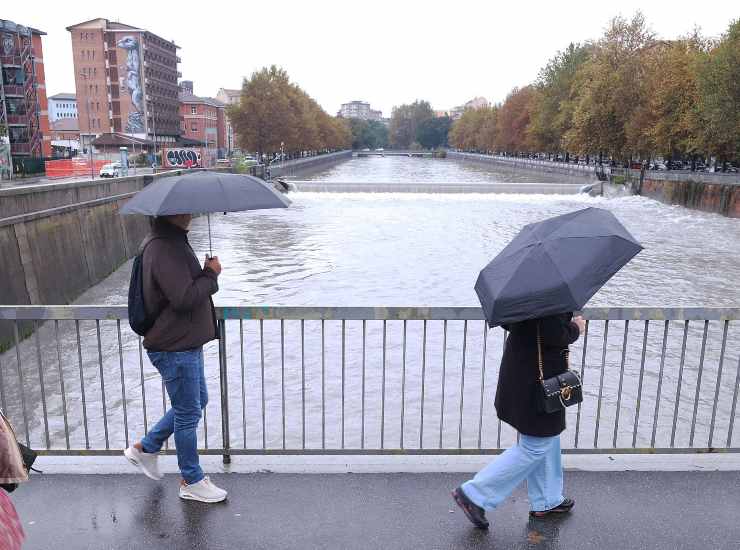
[48,93,76,101]
[0,18,45,36]
[180,92,225,108]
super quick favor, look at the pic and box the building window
[191,106,196,115]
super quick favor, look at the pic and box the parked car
[99,162,122,178]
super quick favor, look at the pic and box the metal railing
[0,306,738,459]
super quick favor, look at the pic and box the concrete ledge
[32,453,740,475]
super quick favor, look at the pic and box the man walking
[124,213,227,503]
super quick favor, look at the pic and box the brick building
[179,86,226,167]
[0,19,51,166]
[66,18,181,156]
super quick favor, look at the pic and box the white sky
[5,0,738,116]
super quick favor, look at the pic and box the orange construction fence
[44,158,109,179]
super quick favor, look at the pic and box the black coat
[494,313,580,437]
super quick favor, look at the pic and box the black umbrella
[475,207,643,327]
[120,171,291,255]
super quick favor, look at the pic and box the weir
[286,181,589,194]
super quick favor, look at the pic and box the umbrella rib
[541,245,580,308]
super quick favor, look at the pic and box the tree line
[227,66,351,159]
[449,14,740,168]
[387,100,452,150]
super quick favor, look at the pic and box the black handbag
[535,323,583,414]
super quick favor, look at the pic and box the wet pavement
[10,470,740,549]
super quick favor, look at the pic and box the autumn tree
[228,65,350,158]
[528,43,591,156]
[696,19,740,163]
[637,35,706,161]
[566,13,655,161]
[495,86,536,153]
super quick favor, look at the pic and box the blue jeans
[462,434,564,512]
[141,348,207,484]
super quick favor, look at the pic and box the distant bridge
[353,150,435,158]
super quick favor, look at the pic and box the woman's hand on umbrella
[204,255,222,275]
[573,315,586,334]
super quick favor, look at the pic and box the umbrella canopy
[475,207,643,327]
[119,171,291,216]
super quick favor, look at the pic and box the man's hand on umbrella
[573,315,586,334]
[204,256,222,276]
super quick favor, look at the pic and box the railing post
[218,319,231,464]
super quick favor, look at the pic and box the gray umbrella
[475,207,643,327]
[120,171,291,255]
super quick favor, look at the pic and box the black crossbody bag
[535,323,583,414]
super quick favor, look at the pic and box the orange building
[0,19,51,163]
[66,18,181,156]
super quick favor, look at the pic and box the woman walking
[452,312,586,529]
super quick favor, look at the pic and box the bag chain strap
[537,322,573,381]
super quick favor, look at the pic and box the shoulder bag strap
[536,322,544,381]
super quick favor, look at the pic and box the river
[2,156,739,453]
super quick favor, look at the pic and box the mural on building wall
[2,33,15,55]
[164,148,202,168]
[116,35,145,134]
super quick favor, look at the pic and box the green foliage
[348,119,389,150]
[416,116,452,149]
[389,100,434,148]
[695,19,740,160]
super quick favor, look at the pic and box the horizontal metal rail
[1,306,738,458]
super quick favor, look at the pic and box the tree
[227,66,297,158]
[348,119,389,150]
[495,86,536,153]
[696,19,740,162]
[416,116,452,149]
[389,100,434,148]
[528,43,592,155]
[639,35,705,161]
[565,13,655,160]
[228,65,350,158]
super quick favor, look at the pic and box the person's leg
[526,435,565,512]
[140,352,175,454]
[461,434,552,510]
[197,348,208,411]
[168,349,205,485]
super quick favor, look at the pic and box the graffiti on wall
[164,148,202,168]
[116,35,145,134]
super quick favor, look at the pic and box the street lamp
[79,72,95,180]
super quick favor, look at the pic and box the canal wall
[269,150,352,179]
[613,168,740,218]
[0,170,203,348]
[448,151,601,181]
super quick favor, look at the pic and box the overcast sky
[5,0,738,116]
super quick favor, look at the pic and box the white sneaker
[124,445,163,480]
[179,476,228,503]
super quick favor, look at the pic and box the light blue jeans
[141,348,207,485]
[462,434,564,512]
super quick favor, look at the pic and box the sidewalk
[11,470,740,549]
